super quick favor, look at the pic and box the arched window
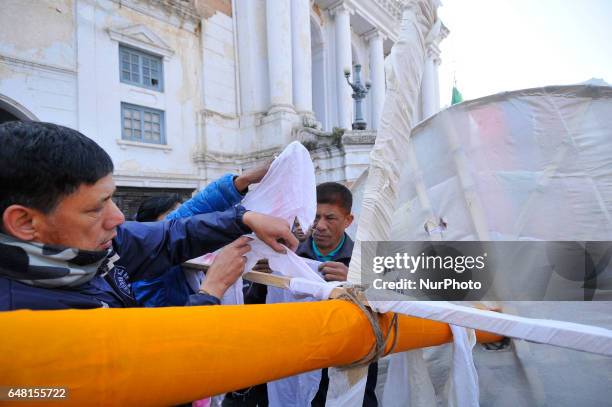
[0,94,38,124]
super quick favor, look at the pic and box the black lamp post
[344,64,371,130]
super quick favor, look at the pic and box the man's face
[33,174,125,251]
[312,203,353,251]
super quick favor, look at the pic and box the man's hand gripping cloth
[193,141,319,305]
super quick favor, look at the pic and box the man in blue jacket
[0,121,297,311]
[132,167,269,307]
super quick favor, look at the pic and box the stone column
[420,19,447,120]
[330,3,353,129]
[266,0,294,113]
[365,30,385,130]
[291,0,313,115]
[421,56,437,119]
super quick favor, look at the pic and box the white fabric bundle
[242,141,326,407]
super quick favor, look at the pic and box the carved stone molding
[292,127,377,151]
[374,0,405,20]
[192,145,281,165]
[363,28,387,43]
[202,108,237,121]
[292,126,335,150]
[108,25,174,59]
[328,1,354,17]
[342,130,377,145]
[0,53,75,75]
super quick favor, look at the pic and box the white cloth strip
[288,278,343,300]
[367,295,612,356]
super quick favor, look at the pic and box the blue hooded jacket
[131,174,244,307]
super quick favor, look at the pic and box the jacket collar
[297,233,354,263]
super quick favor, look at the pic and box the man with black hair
[298,182,378,407]
[135,194,182,222]
[240,182,378,407]
[303,182,354,281]
[0,121,297,310]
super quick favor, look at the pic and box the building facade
[0,0,446,217]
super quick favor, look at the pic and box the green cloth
[312,234,346,262]
[451,86,464,105]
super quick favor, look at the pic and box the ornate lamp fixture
[344,64,371,130]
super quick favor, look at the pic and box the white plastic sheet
[353,84,612,406]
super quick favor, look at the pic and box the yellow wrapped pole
[0,301,501,406]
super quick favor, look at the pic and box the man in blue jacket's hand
[0,121,297,311]
[132,164,270,307]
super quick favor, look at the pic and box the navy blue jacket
[0,206,250,311]
[132,174,244,307]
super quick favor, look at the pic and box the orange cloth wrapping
[0,300,501,406]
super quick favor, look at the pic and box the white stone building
[0,0,446,216]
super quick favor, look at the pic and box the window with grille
[119,45,163,91]
[121,103,165,145]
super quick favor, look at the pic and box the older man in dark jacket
[237,182,378,407]
[300,182,378,407]
[0,121,297,311]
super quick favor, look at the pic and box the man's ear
[2,205,39,241]
[344,213,354,228]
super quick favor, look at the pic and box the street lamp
[344,64,371,130]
